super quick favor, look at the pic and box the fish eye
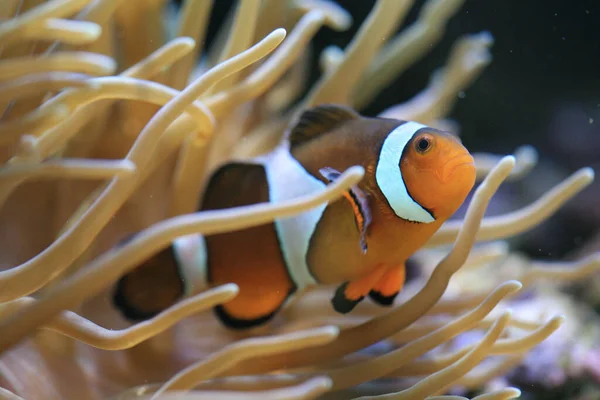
[414,134,433,154]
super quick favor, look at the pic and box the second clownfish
[112,104,476,329]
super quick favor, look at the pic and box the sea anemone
[0,0,598,399]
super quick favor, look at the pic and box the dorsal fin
[289,104,360,149]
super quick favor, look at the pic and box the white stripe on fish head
[375,121,436,223]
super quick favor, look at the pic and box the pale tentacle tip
[304,9,326,25]
[120,160,137,174]
[513,145,538,176]
[514,144,538,162]
[490,240,510,255]
[84,23,102,39]
[503,307,515,315]
[269,28,288,41]
[499,155,517,168]
[322,45,343,61]
[218,283,240,297]
[320,46,344,72]
[578,166,595,182]
[173,36,196,49]
[331,165,365,189]
[315,324,341,338]
[486,156,516,181]
[466,31,495,66]
[97,55,118,75]
[502,387,522,398]
[307,376,334,391]
[474,30,495,46]
[327,10,352,32]
[345,165,366,179]
[502,280,523,293]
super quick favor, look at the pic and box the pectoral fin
[368,265,406,306]
[331,265,387,314]
[319,166,371,254]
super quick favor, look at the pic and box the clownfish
[112,104,476,329]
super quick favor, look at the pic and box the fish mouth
[442,153,475,182]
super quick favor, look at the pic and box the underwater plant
[0,0,598,399]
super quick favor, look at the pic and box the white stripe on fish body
[375,121,436,223]
[171,147,322,295]
[264,146,323,290]
[172,234,208,296]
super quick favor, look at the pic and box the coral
[0,0,597,399]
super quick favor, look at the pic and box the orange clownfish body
[113,105,476,329]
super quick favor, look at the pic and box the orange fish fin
[331,265,387,314]
[319,166,371,254]
[113,237,185,321]
[369,265,406,306]
[289,104,359,150]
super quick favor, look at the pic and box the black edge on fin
[213,305,279,330]
[289,104,360,149]
[331,282,364,314]
[319,166,371,254]
[368,290,399,307]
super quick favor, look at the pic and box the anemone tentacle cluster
[0,0,598,399]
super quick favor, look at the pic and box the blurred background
[173,0,600,262]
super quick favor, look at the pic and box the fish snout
[441,152,475,183]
